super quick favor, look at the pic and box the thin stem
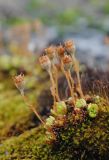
[61,60,74,99]
[72,56,84,98]
[65,71,74,97]
[21,94,45,125]
[76,72,84,98]
[53,65,60,101]
[48,70,56,104]
[67,70,75,94]
[67,70,76,103]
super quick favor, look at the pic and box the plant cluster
[13,40,100,143]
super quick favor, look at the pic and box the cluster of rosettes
[39,40,100,142]
[44,97,100,142]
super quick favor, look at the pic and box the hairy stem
[21,94,44,125]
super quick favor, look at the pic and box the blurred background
[0,0,109,141]
[0,0,109,69]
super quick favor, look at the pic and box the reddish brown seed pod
[39,55,51,71]
[62,55,72,70]
[45,46,56,60]
[13,73,25,94]
[57,45,65,57]
[64,40,75,54]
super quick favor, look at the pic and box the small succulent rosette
[51,101,67,117]
[45,116,55,128]
[87,103,99,118]
[75,98,87,109]
[93,96,100,104]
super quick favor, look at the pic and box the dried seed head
[45,46,56,60]
[45,46,60,66]
[13,73,25,95]
[57,45,65,57]
[39,55,51,71]
[64,40,75,54]
[62,55,72,70]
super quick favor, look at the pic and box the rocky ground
[0,0,107,18]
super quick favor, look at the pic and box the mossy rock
[0,108,109,160]
[0,69,49,142]
[0,89,36,142]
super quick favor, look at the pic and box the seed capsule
[39,55,51,71]
[13,74,25,95]
[45,46,56,60]
[57,45,65,57]
[64,40,76,55]
[62,55,72,70]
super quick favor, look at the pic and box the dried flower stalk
[13,74,44,124]
[45,47,60,102]
[64,40,84,98]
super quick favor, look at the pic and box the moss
[0,127,49,160]
[0,66,49,142]
[0,102,109,160]
[0,89,36,141]
[0,85,49,142]
[0,51,109,159]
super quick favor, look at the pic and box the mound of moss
[0,66,49,142]
[0,101,109,160]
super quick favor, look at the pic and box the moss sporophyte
[13,40,100,143]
